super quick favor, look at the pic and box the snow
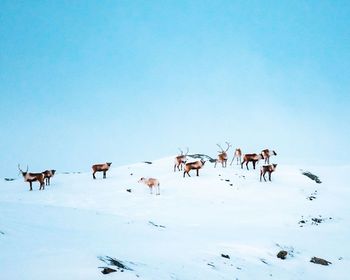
[0,157,349,279]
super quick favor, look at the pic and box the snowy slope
[0,157,349,280]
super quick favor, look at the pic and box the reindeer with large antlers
[18,164,45,191]
[174,147,189,172]
[214,142,232,168]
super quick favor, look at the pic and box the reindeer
[241,153,263,170]
[260,164,277,182]
[174,147,189,172]
[183,160,205,177]
[138,177,160,195]
[42,169,56,186]
[261,149,277,164]
[214,142,232,168]
[18,164,45,191]
[230,148,242,166]
[92,162,112,179]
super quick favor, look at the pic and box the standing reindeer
[138,177,160,195]
[230,148,242,166]
[174,147,189,172]
[214,142,232,168]
[42,169,56,186]
[18,164,45,191]
[183,160,205,177]
[260,164,277,182]
[261,149,277,164]
[92,162,112,179]
[241,153,263,170]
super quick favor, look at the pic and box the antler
[185,147,189,156]
[178,148,184,155]
[18,164,22,172]
[216,143,224,153]
[225,142,232,152]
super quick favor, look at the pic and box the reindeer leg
[260,172,262,182]
[269,172,271,181]
[103,171,106,179]
[196,169,199,176]
[214,161,217,168]
[246,162,249,170]
[253,161,256,170]
[93,172,96,179]
[230,157,234,166]
[263,172,267,182]
[29,182,33,191]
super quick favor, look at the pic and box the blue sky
[1,0,349,178]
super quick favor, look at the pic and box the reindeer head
[272,164,277,169]
[18,164,28,177]
[217,142,231,155]
[272,150,277,156]
[107,162,112,167]
[51,170,56,175]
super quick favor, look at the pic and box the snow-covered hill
[0,157,349,279]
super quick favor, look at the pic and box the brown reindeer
[183,160,205,177]
[261,149,277,164]
[260,164,277,182]
[42,169,56,186]
[18,164,45,191]
[214,142,232,168]
[92,162,112,179]
[174,147,189,172]
[138,177,160,195]
[241,153,263,170]
[230,148,242,166]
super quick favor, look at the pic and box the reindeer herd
[17,143,277,192]
[173,143,278,183]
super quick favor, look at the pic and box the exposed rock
[277,250,288,259]
[98,256,133,271]
[301,171,322,184]
[149,221,166,228]
[143,161,152,164]
[4,178,15,181]
[221,254,230,259]
[126,189,132,193]
[101,267,117,274]
[310,257,332,266]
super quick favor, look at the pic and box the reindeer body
[241,153,263,170]
[230,148,242,165]
[183,160,205,177]
[138,177,160,195]
[214,142,231,168]
[92,162,112,179]
[261,149,277,164]
[42,169,56,186]
[260,164,277,182]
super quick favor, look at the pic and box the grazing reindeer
[230,148,242,166]
[261,149,277,164]
[18,164,45,191]
[138,177,160,195]
[174,147,189,172]
[260,164,277,182]
[42,169,56,186]
[183,160,205,177]
[214,142,232,168]
[92,162,112,179]
[241,153,263,170]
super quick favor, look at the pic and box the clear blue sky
[1,0,349,178]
